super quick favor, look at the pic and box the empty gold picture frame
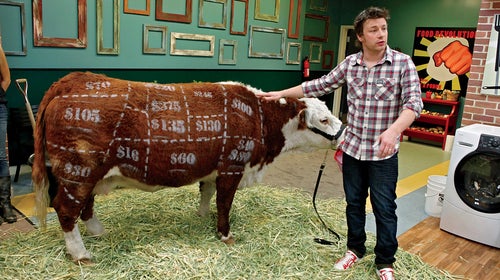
[230,0,248,35]
[97,0,120,55]
[156,0,192,23]
[32,0,87,48]
[199,0,227,29]
[219,39,237,65]
[248,26,285,59]
[309,42,322,63]
[254,0,279,22]
[170,32,215,57]
[0,0,27,55]
[287,0,301,39]
[309,0,327,12]
[124,0,150,15]
[286,42,301,65]
[143,24,167,54]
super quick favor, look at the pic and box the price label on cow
[64,107,101,123]
[151,100,182,112]
[170,152,196,165]
[150,119,186,134]
[196,119,222,132]
[228,140,255,162]
[116,146,140,162]
[231,98,253,117]
[85,81,111,90]
[64,162,91,177]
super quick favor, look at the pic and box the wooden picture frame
[254,0,280,22]
[156,0,192,23]
[32,0,87,48]
[143,25,167,54]
[309,42,322,63]
[303,14,329,42]
[0,0,27,55]
[124,0,150,15]
[286,42,301,65]
[248,26,285,59]
[170,32,215,57]
[287,0,301,39]
[230,0,248,35]
[322,50,334,69]
[219,39,237,65]
[199,0,227,29]
[97,0,120,55]
[309,0,327,12]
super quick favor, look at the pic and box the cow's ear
[298,109,307,130]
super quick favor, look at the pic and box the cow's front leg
[198,181,216,217]
[215,175,241,244]
[64,224,92,262]
[80,195,105,236]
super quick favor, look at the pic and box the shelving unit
[403,98,460,150]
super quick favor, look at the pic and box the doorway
[333,26,360,122]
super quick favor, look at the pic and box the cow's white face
[282,98,344,152]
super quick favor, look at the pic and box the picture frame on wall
[124,0,150,16]
[248,26,285,59]
[286,42,301,65]
[32,0,87,48]
[287,0,301,39]
[198,0,227,29]
[97,0,120,55]
[230,0,248,35]
[0,0,27,55]
[219,39,237,65]
[143,24,167,54]
[254,0,280,22]
[156,0,192,23]
[170,32,215,57]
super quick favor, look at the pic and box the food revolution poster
[412,27,476,96]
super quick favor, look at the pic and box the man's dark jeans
[342,152,398,266]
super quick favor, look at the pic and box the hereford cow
[32,72,344,262]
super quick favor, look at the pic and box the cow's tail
[32,86,56,230]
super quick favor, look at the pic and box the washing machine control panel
[479,134,500,151]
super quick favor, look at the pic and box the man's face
[357,18,388,53]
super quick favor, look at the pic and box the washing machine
[440,123,500,248]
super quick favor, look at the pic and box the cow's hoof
[83,217,105,236]
[74,258,95,266]
[219,232,235,245]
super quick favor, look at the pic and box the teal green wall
[2,0,482,109]
[330,0,481,54]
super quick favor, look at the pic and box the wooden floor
[398,217,499,280]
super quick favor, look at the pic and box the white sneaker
[333,250,360,270]
[377,267,395,280]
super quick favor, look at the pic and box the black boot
[0,176,16,223]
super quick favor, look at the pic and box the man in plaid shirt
[256,6,422,280]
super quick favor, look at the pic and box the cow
[32,72,344,262]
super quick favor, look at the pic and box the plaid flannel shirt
[302,47,423,161]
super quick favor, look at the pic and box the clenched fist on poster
[432,41,472,75]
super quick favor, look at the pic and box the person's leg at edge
[0,104,15,223]
[368,153,399,269]
[342,153,370,259]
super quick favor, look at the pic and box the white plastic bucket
[424,175,447,217]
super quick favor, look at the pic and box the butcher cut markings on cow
[48,81,266,184]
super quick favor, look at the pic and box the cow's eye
[320,118,329,125]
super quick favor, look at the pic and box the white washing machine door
[454,134,500,214]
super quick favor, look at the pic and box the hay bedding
[0,185,459,279]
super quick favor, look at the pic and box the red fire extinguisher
[303,56,310,79]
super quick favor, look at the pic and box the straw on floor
[0,185,461,279]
